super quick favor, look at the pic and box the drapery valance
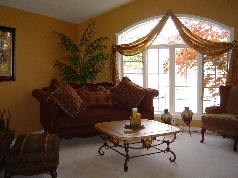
[110,11,238,86]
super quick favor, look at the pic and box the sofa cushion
[226,85,238,114]
[51,83,86,117]
[110,77,147,109]
[77,86,112,108]
[56,107,132,128]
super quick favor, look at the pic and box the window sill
[154,113,202,120]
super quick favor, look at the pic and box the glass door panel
[202,54,228,112]
[174,48,198,113]
[148,48,169,112]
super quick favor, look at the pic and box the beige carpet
[1,131,238,178]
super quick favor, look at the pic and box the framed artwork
[0,26,16,82]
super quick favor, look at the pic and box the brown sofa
[201,85,238,151]
[32,79,159,139]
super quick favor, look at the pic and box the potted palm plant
[52,22,110,84]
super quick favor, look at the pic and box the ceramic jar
[161,109,172,125]
[181,107,193,125]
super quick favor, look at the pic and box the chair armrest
[205,106,226,114]
[32,89,58,133]
[138,88,159,118]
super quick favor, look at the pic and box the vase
[161,109,172,125]
[181,107,193,126]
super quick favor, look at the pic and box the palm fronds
[52,22,109,84]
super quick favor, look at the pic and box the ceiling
[0,0,135,24]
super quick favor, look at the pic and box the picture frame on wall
[0,26,16,82]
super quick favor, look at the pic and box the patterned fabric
[226,46,238,86]
[10,133,57,154]
[202,114,238,129]
[226,85,238,114]
[51,83,85,117]
[110,77,147,108]
[42,79,62,93]
[205,106,225,114]
[201,123,238,136]
[77,86,112,108]
[5,133,59,173]
[50,79,61,90]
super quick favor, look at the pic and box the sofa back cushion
[77,86,112,108]
[219,85,232,110]
[110,77,147,109]
[70,82,115,91]
[226,85,238,114]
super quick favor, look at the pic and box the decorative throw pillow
[51,83,85,117]
[226,85,238,114]
[50,79,61,90]
[77,86,112,108]
[110,77,147,108]
[96,86,113,107]
[43,79,62,93]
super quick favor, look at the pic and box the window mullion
[169,46,175,113]
[117,53,123,80]
[143,51,148,88]
[197,53,203,115]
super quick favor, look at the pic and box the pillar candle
[132,108,138,118]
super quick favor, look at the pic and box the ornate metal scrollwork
[142,138,152,149]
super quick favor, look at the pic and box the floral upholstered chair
[201,85,238,152]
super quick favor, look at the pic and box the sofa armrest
[138,88,159,118]
[205,106,226,114]
[32,89,58,133]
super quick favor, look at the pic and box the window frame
[116,14,234,120]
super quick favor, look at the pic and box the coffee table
[95,119,180,172]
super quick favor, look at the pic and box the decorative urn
[181,107,193,126]
[161,109,172,125]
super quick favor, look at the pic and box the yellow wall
[1,0,238,134]
[0,5,77,135]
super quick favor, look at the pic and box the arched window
[116,15,234,118]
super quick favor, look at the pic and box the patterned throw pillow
[226,85,238,114]
[51,83,85,117]
[77,86,112,108]
[110,77,147,108]
[42,79,62,93]
[50,79,61,90]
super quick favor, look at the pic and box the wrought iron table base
[98,134,177,172]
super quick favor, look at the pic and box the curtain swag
[110,11,238,86]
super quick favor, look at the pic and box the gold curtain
[110,11,238,86]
